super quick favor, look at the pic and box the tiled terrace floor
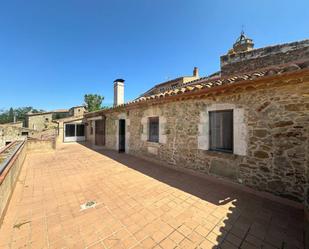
[0,144,304,249]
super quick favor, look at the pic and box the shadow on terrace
[81,144,304,249]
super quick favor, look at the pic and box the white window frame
[141,115,166,144]
[198,103,247,156]
[63,121,85,142]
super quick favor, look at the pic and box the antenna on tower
[241,24,245,35]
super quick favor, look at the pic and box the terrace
[0,143,305,249]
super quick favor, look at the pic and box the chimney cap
[114,78,125,83]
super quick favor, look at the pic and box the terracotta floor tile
[140,237,156,248]
[151,230,167,244]
[199,239,216,249]
[195,225,211,237]
[168,230,185,245]
[159,237,177,249]
[187,231,204,244]
[0,144,304,249]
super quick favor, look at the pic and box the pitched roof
[52,109,69,113]
[53,116,84,123]
[85,59,309,117]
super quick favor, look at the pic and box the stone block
[209,159,237,180]
[148,146,158,155]
[253,129,268,138]
[254,151,269,159]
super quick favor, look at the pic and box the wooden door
[118,119,125,153]
[95,119,105,146]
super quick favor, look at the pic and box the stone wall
[221,39,309,75]
[26,113,56,131]
[88,74,309,202]
[0,125,41,149]
[69,106,86,117]
[27,139,56,152]
[85,120,95,145]
[0,126,27,149]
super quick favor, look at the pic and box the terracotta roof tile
[84,59,309,116]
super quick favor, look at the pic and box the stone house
[83,35,309,203]
[68,105,86,117]
[54,116,86,144]
[0,123,38,148]
[25,106,86,132]
[140,67,200,97]
[53,106,87,143]
[25,109,69,131]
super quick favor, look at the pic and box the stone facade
[55,117,85,144]
[26,112,55,131]
[25,106,85,132]
[0,125,38,149]
[69,106,86,117]
[221,39,309,76]
[85,72,309,202]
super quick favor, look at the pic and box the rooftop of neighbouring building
[26,106,86,117]
[85,58,309,117]
[135,36,309,103]
[140,67,200,97]
[220,35,309,76]
[26,109,69,116]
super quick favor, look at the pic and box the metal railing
[0,140,25,175]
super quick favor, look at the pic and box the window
[65,124,75,137]
[21,132,29,136]
[209,110,233,153]
[148,117,159,142]
[76,124,85,137]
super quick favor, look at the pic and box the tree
[84,94,104,112]
[15,106,32,121]
[0,107,45,124]
[8,107,14,122]
[0,110,10,124]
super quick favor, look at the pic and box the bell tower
[229,31,254,54]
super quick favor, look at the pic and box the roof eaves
[107,59,309,111]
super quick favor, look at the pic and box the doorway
[118,119,125,153]
[95,119,105,146]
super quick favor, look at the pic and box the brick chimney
[193,67,199,77]
[114,79,125,106]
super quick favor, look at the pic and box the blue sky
[0,0,308,110]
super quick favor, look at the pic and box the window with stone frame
[148,117,159,143]
[209,110,233,153]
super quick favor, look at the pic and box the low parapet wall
[27,139,56,152]
[0,139,56,225]
[0,141,27,224]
